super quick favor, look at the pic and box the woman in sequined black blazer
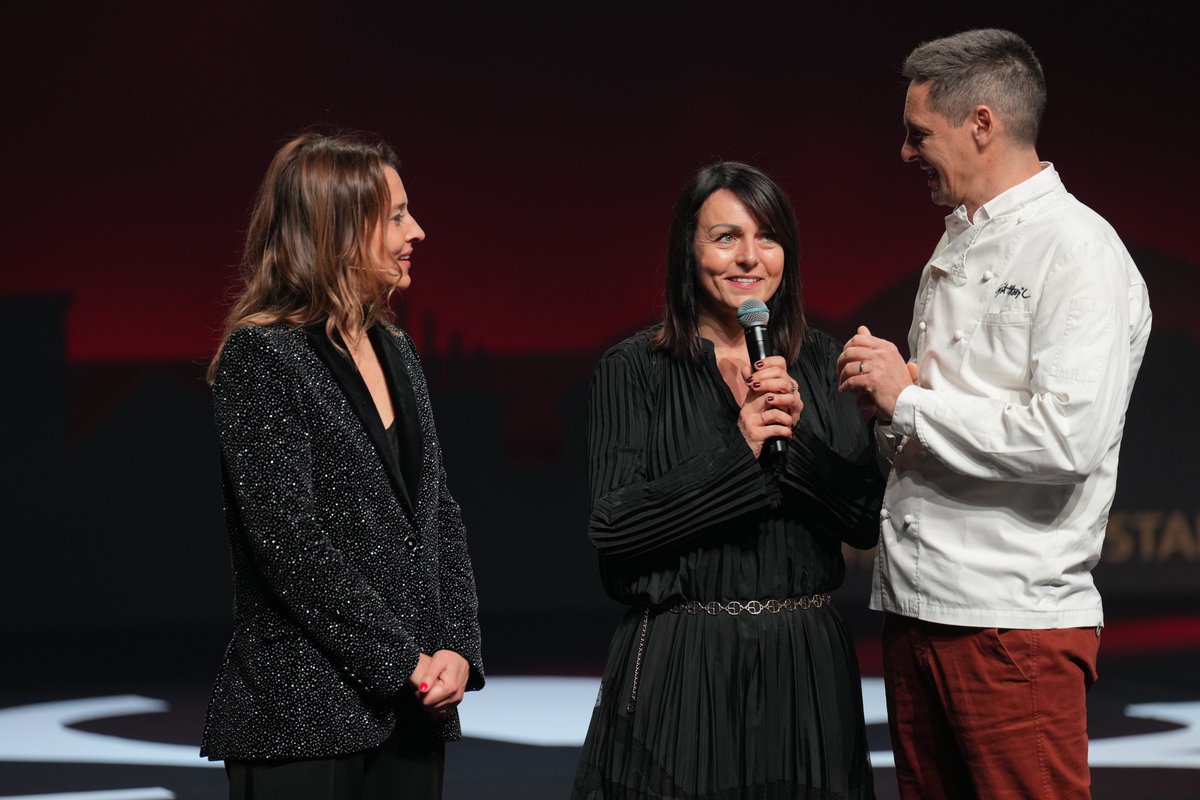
[200,132,483,799]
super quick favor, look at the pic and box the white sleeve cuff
[890,384,921,438]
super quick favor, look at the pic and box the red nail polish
[767,395,774,402]
[755,360,765,369]
[752,381,761,389]
[419,682,429,692]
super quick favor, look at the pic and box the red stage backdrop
[1,2,1196,635]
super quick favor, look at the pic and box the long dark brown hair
[207,131,402,383]
[653,161,807,363]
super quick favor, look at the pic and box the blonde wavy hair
[208,131,402,383]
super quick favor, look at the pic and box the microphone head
[737,299,770,329]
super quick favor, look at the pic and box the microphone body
[743,324,772,367]
[737,300,786,456]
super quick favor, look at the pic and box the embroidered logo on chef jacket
[995,282,1032,299]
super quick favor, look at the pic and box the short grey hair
[902,28,1046,146]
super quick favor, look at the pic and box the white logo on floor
[0,681,1198,783]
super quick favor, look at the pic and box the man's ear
[972,104,995,148]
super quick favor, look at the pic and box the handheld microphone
[737,299,785,456]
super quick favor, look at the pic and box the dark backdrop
[1,1,1196,679]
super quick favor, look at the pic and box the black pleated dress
[572,328,882,800]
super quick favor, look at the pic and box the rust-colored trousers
[883,613,1100,800]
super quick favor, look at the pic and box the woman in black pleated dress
[572,162,881,800]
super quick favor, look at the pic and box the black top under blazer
[200,322,484,761]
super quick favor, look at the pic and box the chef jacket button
[953,329,964,341]
[880,509,891,520]
[918,321,927,331]
[983,270,994,281]
[903,514,915,526]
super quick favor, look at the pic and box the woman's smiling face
[693,188,784,327]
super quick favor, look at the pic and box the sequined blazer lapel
[370,323,424,503]
[302,325,422,515]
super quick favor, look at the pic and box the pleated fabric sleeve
[778,332,884,549]
[586,338,780,560]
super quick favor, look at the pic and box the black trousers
[225,704,445,800]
